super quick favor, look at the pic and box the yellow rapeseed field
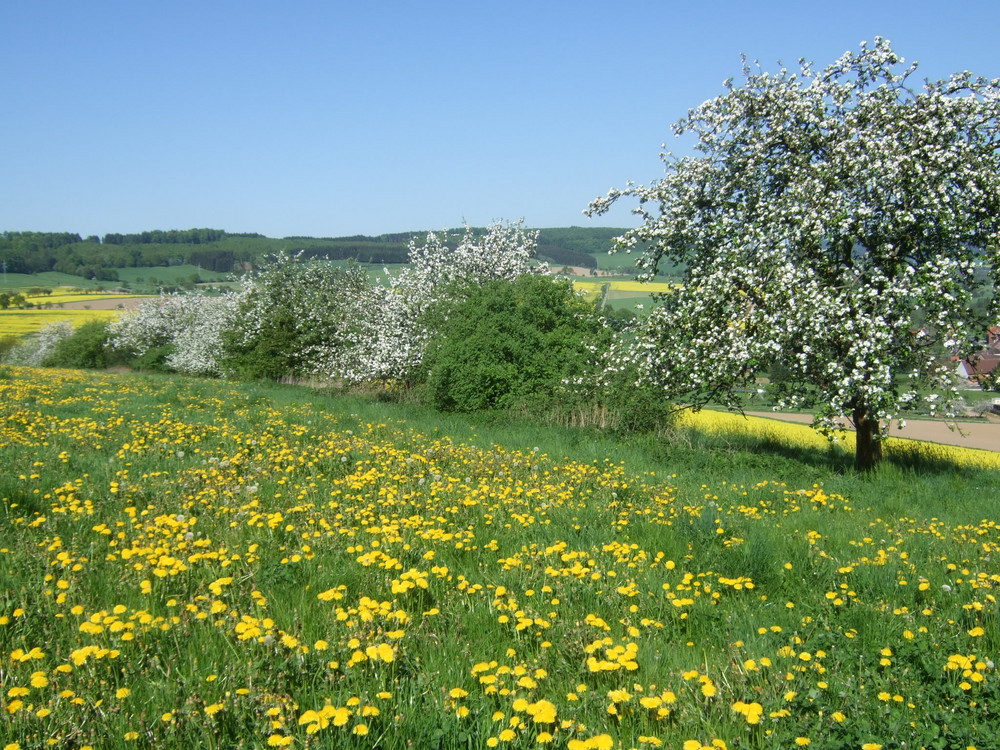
[1,291,148,338]
[679,409,1000,471]
[0,308,122,336]
[572,280,678,297]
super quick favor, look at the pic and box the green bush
[220,309,305,382]
[129,344,176,373]
[41,320,124,370]
[421,275,608,413]
[0,335,18,361]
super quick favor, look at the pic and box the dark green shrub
[421,275,608,413]
[41,320,124,369]
[220,309,304,382]
[129,344,176,373]
[0,335,18,361]
[602,369,674,435]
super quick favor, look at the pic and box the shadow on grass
[660,427,853,478]
[881,445,979,474]
[289,381,993,481]
[664,425,989,479]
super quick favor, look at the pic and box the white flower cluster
[588,38,1000,457]
[3,321,75,366]
[107,293,241,375]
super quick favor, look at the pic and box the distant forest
[0,226,629,281]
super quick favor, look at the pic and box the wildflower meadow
[2,366,997,749]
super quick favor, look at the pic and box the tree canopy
[588,38,1000,470]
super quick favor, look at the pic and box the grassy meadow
[2,367,998,750]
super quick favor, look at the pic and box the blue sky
[3,0,998,238]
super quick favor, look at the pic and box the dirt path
[54,297,152,310]
[746,411,1000,453]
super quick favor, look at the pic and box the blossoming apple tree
[588,38,1000,470]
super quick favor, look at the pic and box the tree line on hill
[0,227,613,281]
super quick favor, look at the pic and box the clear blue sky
[3,0,998,238]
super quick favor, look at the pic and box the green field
[113,265,232,285]
[1,271,114,292]
[1,366,997,749]
[0,268,230,294]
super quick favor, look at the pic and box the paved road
[746,412,1000,453]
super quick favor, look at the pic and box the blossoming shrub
[340,220,542,385]
[106,293,239,375]
[1,321,75,366]
[219,257,370,382]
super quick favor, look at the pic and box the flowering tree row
[104,221,543,385]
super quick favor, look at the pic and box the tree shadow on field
[659,425,981,479]
[649,425,848,479]
[880,444,981,475]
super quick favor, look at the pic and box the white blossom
[107,293,241,376]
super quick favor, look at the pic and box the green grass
[114,264,233,285]
[1,367,998,749]
[1,271,113,292]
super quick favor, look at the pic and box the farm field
[0,291,151,338]
[572,280,678,296]
[1,308,122,337]
[1,367,998,749]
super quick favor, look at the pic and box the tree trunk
[853,403,883,472]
